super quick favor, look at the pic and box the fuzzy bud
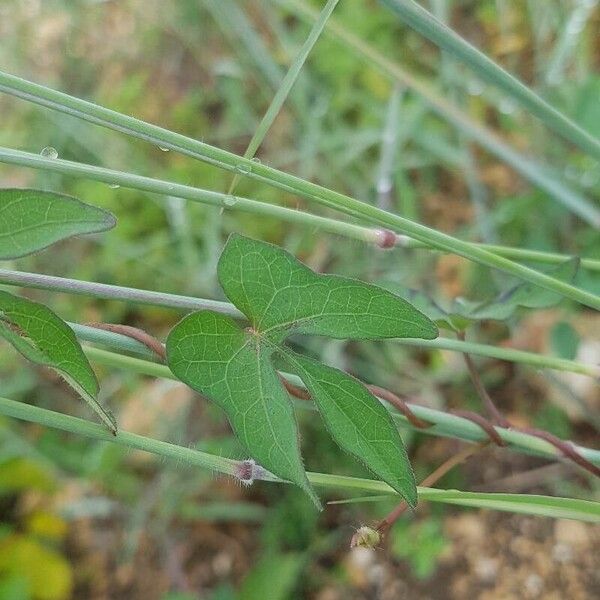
[350,526,381,549]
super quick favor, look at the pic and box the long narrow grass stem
[1,147,598,272]
[276,0,600,227]
[80,346,600,466]
[0,73,598,308]
[228,0,339,194]
[379,0,600,161]
[2,270,597,377]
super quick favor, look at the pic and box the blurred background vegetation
[0,0,599,598]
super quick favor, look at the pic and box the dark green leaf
[167,235,438,506]
[0,188,116,259]
[218,234,438,342]
[166,311,318,507]
[284,351,417,507]
[0,291,116,433]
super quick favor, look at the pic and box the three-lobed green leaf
[0,290,117,433]
[0,188,116,260]
[167,234,438,507]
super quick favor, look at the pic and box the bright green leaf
[0,291,116,433]
[284,351,417,507]
[0,188,116,260]
[166,311,318,507]
[218,234,438,342]
[167,235,437,506]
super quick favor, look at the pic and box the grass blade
[228,0,340,194]
[278,0,600,226]
[1,147,598,273]
[329,490,600,522]
[379,0,600,161]
[0,73,598,309]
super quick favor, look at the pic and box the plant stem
[0,147,383,248]
[1,147,598,272]
[376,443,485,534]
[0,74,598,308]
[402,239,600,272]
[80,346,600,467]
[0,267,243,317]
[1,270,596,377]
[1,396,597,521]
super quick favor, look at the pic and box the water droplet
[108,183,120,189]
[251,157,261,164]
[40,146,58,159]
[499,98,517,115]
[223,195,237,207]
[376,179,392,195]
[235,163,251,175]
[158,146,170,152]
[467,78,484,96]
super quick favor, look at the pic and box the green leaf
[239,553,303,600]
[469,258,581,319]
[383,257,581,330]
[330,489,600,522]
[218,234,438,342]
[165,311,318,507]
[0,188,116,260]
[550,321,580,360]
[167,234,437,506]
[0,291,116,433]
[284,351,417,507]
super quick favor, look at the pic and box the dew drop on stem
[40,146,58,159]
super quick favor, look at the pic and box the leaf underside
[167,234,439,506]
[0,290,116,433]
[0,188,116,260]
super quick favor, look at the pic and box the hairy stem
[1,396,597,521]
